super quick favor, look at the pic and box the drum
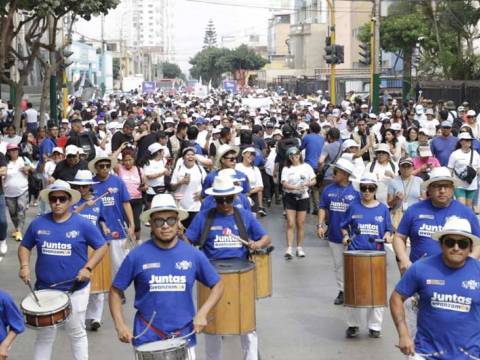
[89,245,112,294]
[344,250,387,308]
[253,249,272,299]
[197,259,256,335]
[134,338,189,360]
[20,289,71,328]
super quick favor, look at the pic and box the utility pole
[327,0,336,105]
[49,14,57,123]
[371,0,381,113]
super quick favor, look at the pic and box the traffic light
[334,45,344,64]
[324,36,336,65]
[359,42,371,65]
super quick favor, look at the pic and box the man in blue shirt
[317,157,359,305]
[391,217,480,360]
[18,180,107,360]
[430,121,458,166]
[0,288,24,359]
[186,175,270,360]
[110,194,223,360]
[301,122,324,214]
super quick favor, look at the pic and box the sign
[142,81,156,93]
[223,80,238,94]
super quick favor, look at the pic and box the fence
[416,80,480,110]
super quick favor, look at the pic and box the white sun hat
[352,173,378,192]
[140,193,188,223]
[39,179,81,205]
[215,144,238,169]
[332,157,356,177]
[88,156,117,174]
[422,166,461,191]
[431,216,480,245]
[374,143,392,157]
[68,170,99,186]
[342,139,360,150]
[148,142,166,155]
[205,175,243,197]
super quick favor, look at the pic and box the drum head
[136,338,186,352]
[344,250,385,256]
[211,259,255,273]
[21,289,70,314]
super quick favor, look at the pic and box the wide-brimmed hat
[458,132,474,141]
[286,146,300,156]
[69,170,99,186]
[65,145,79,156]
[39,179,81,204]
[205,175,242,197]
[332,157,356,177]
[140,194,188,223]
[215,144,238,169]
[148,142,166,155]
[422,166,460,191]
[353,173,377,192]
[218,168,246,182]
[432,216,480,245]
[374,143,392,157]
[88,156,116,174]
[342,139,360,150]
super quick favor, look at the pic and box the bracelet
[20,264,29,269]
[84,266,93,273]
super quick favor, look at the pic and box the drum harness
[137,313,193,340]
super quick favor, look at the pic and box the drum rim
[344,250,385,256]
[21,290,71,316]
[134,338,187,352]
[210,259,256,273]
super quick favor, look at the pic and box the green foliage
[161,62,185,80]
[224,44,268,71]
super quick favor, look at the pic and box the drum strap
[233,207,249,242]
[198,208,216,249]
[138,314,190,340]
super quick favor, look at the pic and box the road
[1,203,405,360]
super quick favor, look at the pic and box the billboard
[223,80,238,94]
[142,81,156,93]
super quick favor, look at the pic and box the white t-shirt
[171,162,206,212]
[143,159,166,194]
[363,160,398,205]
[25,108,38,124]
[235,163,263,189]
[448,149,480,190]
[265,149,276,177]
[281,163,315,198]
[5,157,31,197]
[419,118,439,137]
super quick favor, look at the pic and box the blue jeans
[0,194,8,240]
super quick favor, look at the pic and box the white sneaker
[284,247,293,260]
[0,241,7,255]
[296,247,306,257]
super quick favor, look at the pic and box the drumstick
[118,219,136,250]
[49,277,77,288]
[92,187,117,203]
[26,281,41,307]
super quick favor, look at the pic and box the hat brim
[68,180,99,186]
[140,206,189,223]
[352,179,377,192]
[204,185,243,197]
[422,176,461,191]
[39,188,81,205]
[215,147,239,169]
[88,157,117,174]
[332,163,355,178]
[374,149,392,157]
[432,230,480,245]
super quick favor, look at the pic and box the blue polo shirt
[431,136,458,166]
[0,289,24,342]
[301,133,324,171]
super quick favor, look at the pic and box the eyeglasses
[223,156,236,161]
[442,237,471,250]
[152,216,178,227]
[48,195,70,204]
[216,196,235,204]
[96,163,111,169]
[360,185,377,193]
[429,183,453,190]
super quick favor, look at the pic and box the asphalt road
[1,203,405,360]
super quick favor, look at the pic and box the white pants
[85,293,105,322]
[346,307,384,331]
[204,332,258,360]
[328,241,344,292]
[110,239,130,275]
[34,285,90,360]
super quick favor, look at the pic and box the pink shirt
[412,156,440,170]
[117,165,143,200]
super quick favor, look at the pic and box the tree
[189,47,231,87]
[203,19,217,49]
[161,61,185,80]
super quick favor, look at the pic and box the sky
[74,0,285,74]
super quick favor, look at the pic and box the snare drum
[344,250,387,308]
[197,258,256,335]
[20,289,71,328]
[89,246,112,294]
[134,338,189,360]
[253,249,272,299]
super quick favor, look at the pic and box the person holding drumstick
[391,217,480,360]
[185,175,271,360]
[109,194,224,360]
[340,173,392,339]
[18,180,108,360]
[0,288,24,359]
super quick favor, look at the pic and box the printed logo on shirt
[213,227,242,249]
[426,279,445,286]
[345,194,356,201]
[41,241,72,256]
[37,229,51,235]
[148,274,186,292]
[462,280,480,290]
[211,226,223,231]
[357,223,379,236]
[142,263,160,270]
[175,261,192,270]
[80,214,98,224]
[352,215,363,219]
[330,201,348,212]
[430,292,472,313]
[374,216,384,223]
[418,224,442,238]
[66,230,79,239]
[102,196,115,207]
[419,214,435,220]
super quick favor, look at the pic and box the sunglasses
[360,185,377,193]
[71,184,90,189]
[48,195,70,204]
[223,156,236,161]
[152,216,178,227]
[96,163,111,169]
[442,237,471,250]
[66,154,78,158]
[216,196,235,204]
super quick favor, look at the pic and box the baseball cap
[441,120,452,128]
[65,145,79,156]
[467,110,476,117]
[52,147,64,154]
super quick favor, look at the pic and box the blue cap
[195,117,205,125]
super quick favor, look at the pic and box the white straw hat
[39,180,81,205]
[422,166,460,191]
[68,170,99,186]
[140,194,188,223]
[205,175,243,197]
[332,157,356,177]
[431,216,480,245]
[88,156,117,174]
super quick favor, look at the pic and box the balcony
[289,23,311,36]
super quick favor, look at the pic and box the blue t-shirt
[112,240,220,347]
[0,289,25,342]
[431,136,458,166]
[92,174,131,241]
[193,143,204,155]
[397,199,480,263]
[38,137,56,163]
[301,133,325,171]
[21,213,105,291]
[201,169,250,197]
[341,201,392,250]
[396,255,480,359]
[253,148,265,168]
[319,183,359,243]
[199,193,252,212]
[72,198,106,232]
[185,208,267,260]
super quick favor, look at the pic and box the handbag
[454,150,477,184]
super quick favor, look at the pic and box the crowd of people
[0,89,478,359]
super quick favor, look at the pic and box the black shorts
[284,193,309,212]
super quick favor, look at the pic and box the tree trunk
[39,65,51,128]
[402,49,413,101]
